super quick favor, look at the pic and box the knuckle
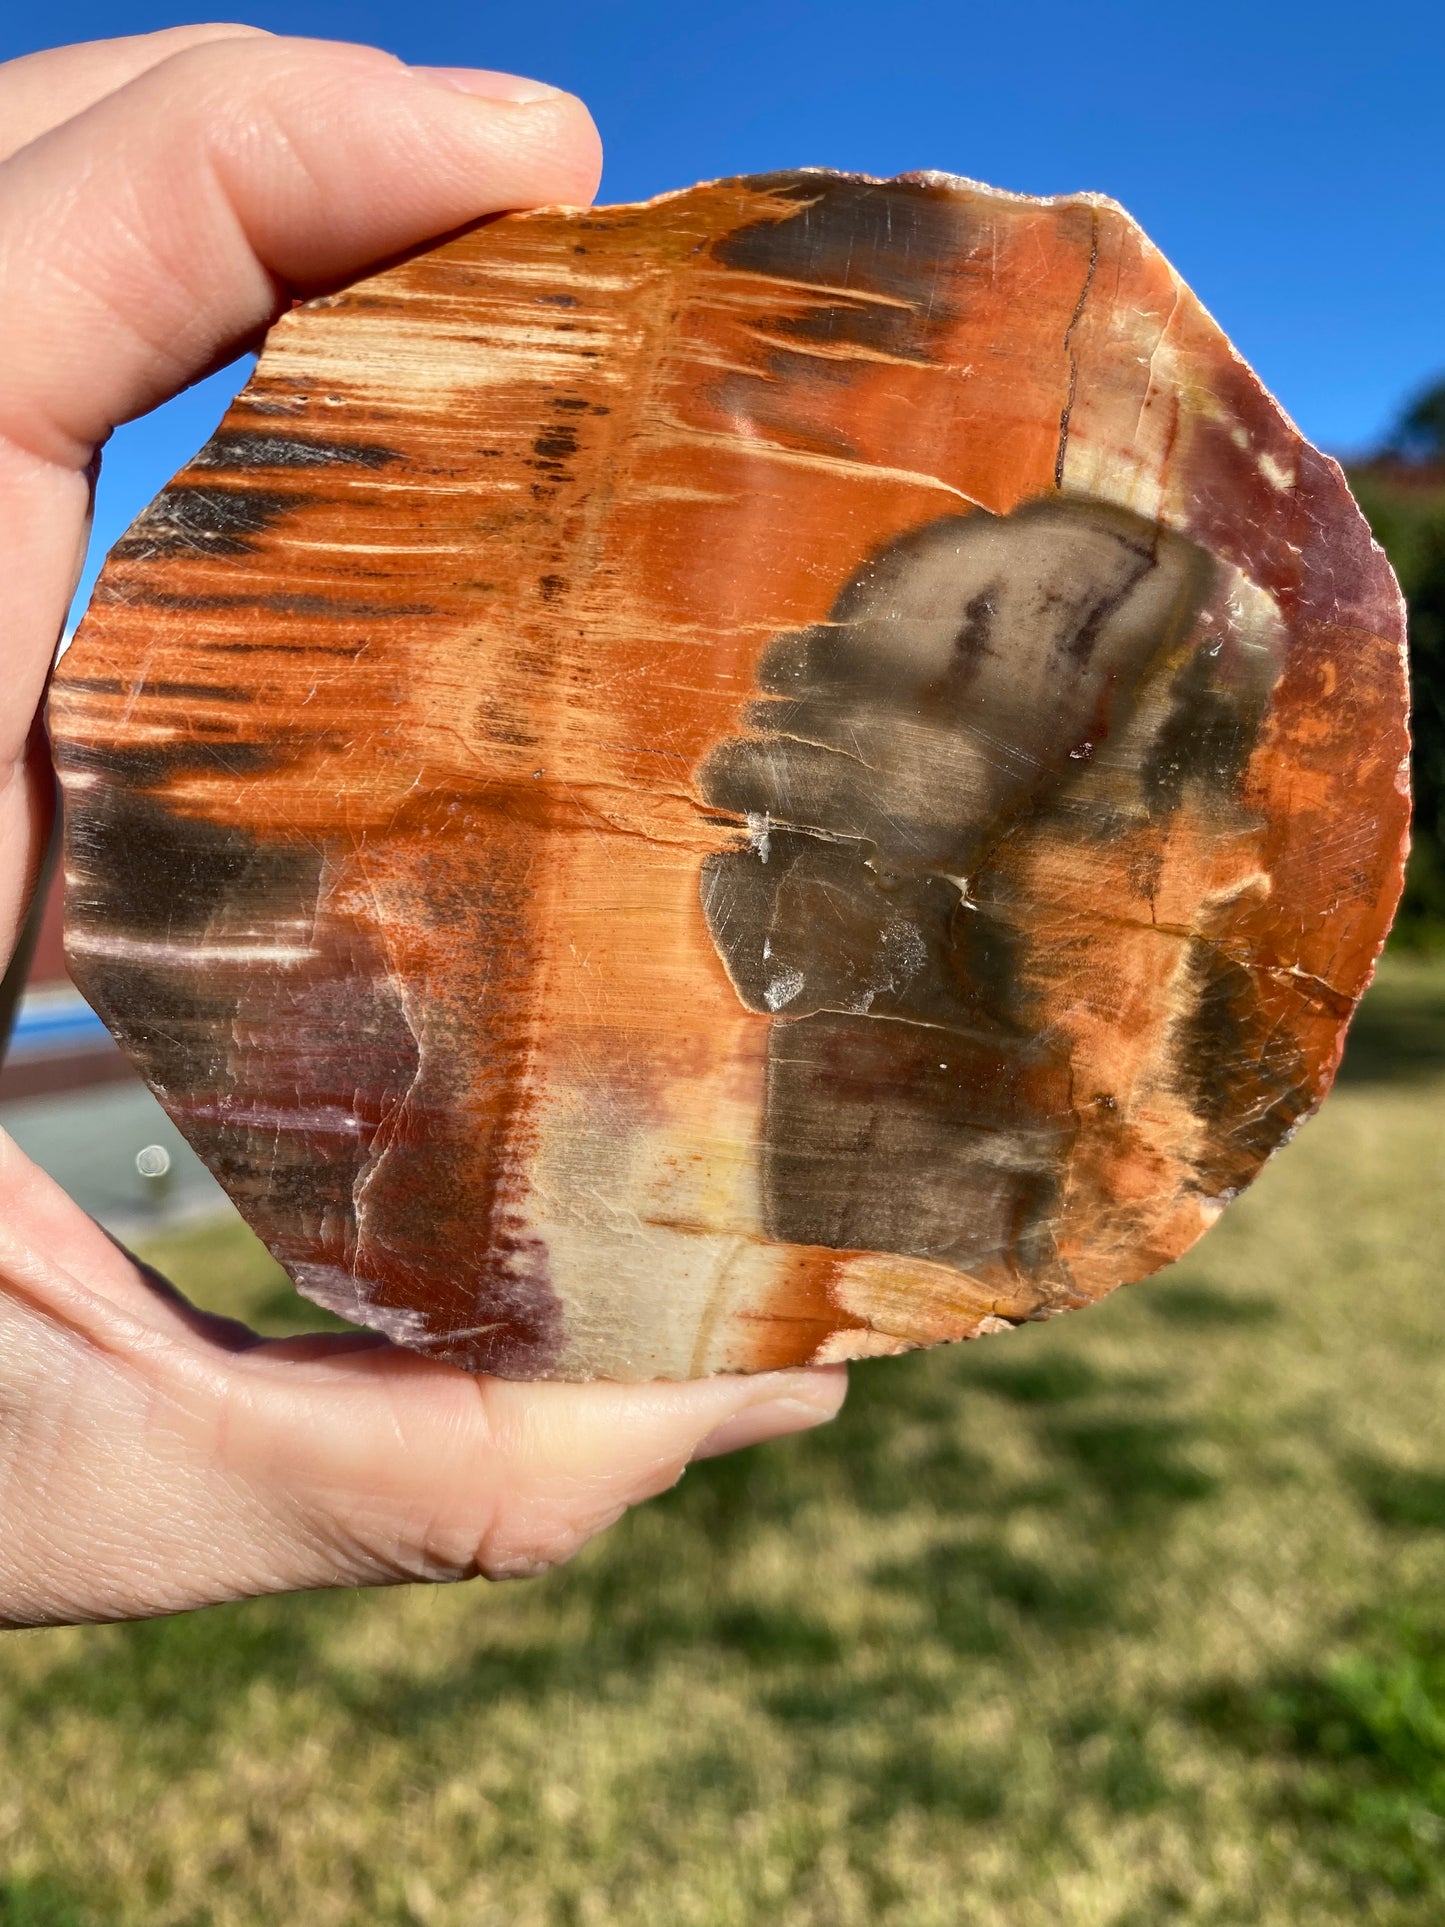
[473,1497,629,1584]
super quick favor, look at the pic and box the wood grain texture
[50,171,1409,1379]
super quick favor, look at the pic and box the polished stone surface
[50,172,1409,1378]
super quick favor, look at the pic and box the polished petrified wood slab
[51,172,1409,1379]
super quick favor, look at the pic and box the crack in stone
[346,875,425,1288]
[1055,211,1099,490]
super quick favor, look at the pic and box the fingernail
[410,66,564,104]
[691,1394,838,1463]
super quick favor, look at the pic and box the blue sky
[6,0,1443,624]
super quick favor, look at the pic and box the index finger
[0,24,268,164]
[0,33,601,960]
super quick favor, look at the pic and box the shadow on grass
[0,1879,94,1927]
[1335,965,1445,1085]
[964,1351,1117,1403]
[1058,1709,1175,1815]
[1045,1414,1217,1518]
[850,1738,1008,1825]
[1188,1603,1445,1898]
[3,1589,351,1763]
[1350,1454,1445,1532]
[1143,1280,1279,1329]
[872,1536,1112,1657]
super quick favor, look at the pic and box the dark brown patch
[534,425,580,458]
[1175,943,1313,1197]
[92,587,433,618]
[191,430,401,470]
[699,495,1243,1276]
[145,681,252,704]
[712,173,973,364]
[111,485,307,558]
[762,1013,1075,1273]
[1142,647,1272,818]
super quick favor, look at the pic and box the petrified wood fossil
[50,172,1409,1379]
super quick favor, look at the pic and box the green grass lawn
[3,961,1445,1927]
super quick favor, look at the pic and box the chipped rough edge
[514,162,1132,226]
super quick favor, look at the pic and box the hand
[0,27,846,1628]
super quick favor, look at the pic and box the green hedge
[1347,381,1445,948]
